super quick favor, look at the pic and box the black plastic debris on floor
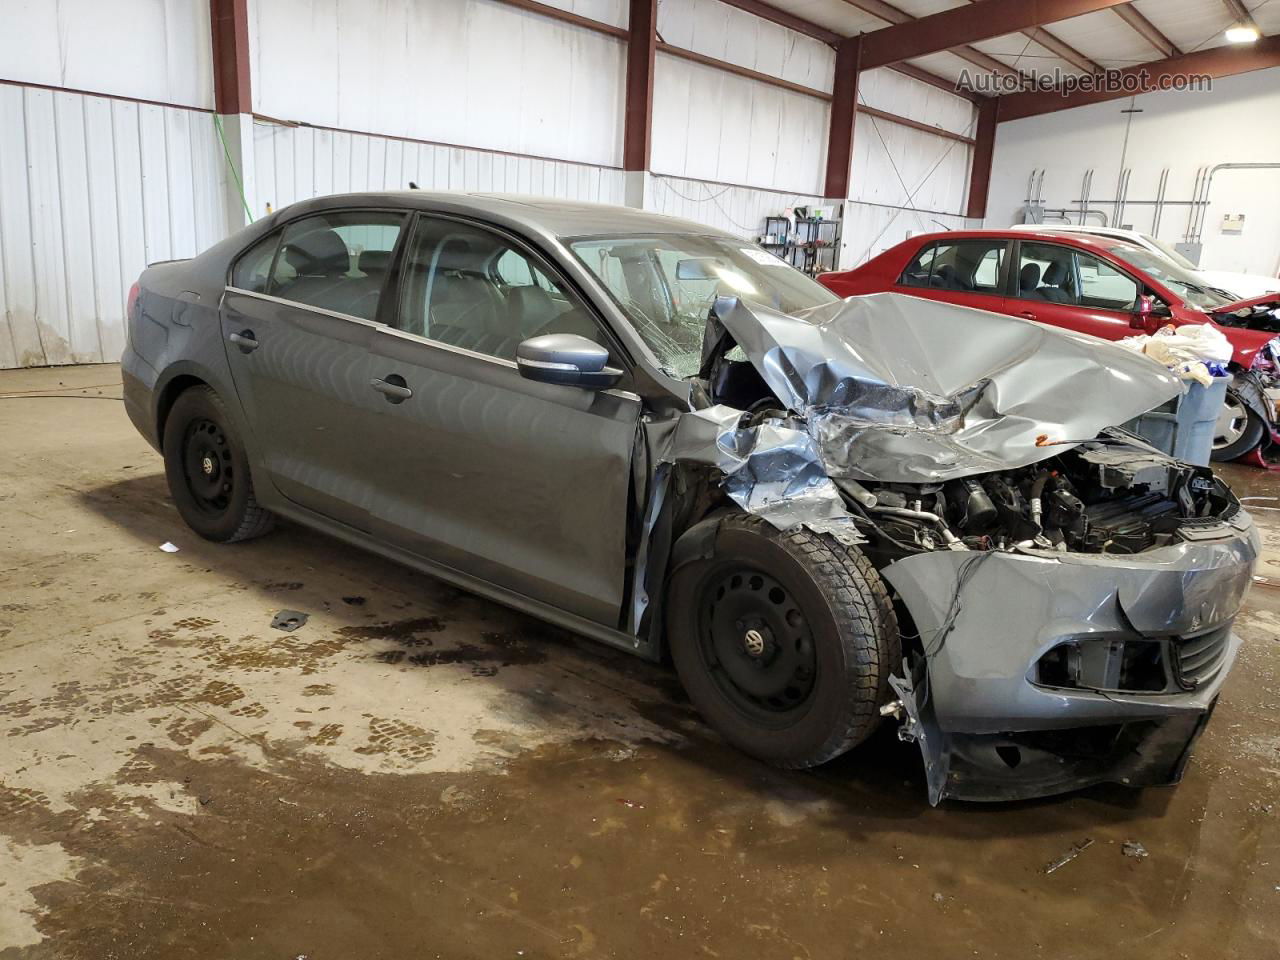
[271,610,309,632]
[341,596,367,606]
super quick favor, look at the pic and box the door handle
[371,375,413,403]
[229,330,259,353]
[1019,310,1038,320]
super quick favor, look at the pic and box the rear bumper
[122,345,161,453]
[882,512,1258,804]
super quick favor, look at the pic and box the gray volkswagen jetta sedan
[123,192,1258,804]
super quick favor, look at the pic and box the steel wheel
[181,417,235,515]
[162,385,274,542]
[698,567,818,724]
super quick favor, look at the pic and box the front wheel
[162,385,275,542]
[1211,389,1266,461]
[665,514,900,768]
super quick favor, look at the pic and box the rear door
[1009,240,1141,342]
[365,214,641,626]
[894,238,1012,313]
[220,209,406,529]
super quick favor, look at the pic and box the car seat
[1038,261,1073,303]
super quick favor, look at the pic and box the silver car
[123,192,1257,804]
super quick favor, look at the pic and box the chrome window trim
[374,324,519,369]
[223,287,385,329]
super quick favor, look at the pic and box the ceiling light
[1225,23,1260,43]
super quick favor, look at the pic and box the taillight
[126,281,141,320]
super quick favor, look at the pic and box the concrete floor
[2,363,1280,960]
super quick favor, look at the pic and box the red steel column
[966,96,999,220]
[623,0,658,172]
[210,0,251,115]
[824,36,862,200]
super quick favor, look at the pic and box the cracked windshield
[570,235,838,378]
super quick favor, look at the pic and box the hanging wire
[213,113,255,223]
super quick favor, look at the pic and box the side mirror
[1131,294,1160,332]
[516,334,622,390]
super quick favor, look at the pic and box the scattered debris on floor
[158,541,179,553]
[1045,838,1095,874]
[341,596,366,606]
[1122,841,1150,859]
[271,610,309,632]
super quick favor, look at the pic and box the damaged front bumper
[881,510,1259,804]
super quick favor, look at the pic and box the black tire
[1211,389,1266,462]
[162,385,274,542]
[665,514,900,768]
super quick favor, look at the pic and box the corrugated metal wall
[0,0,980,369]
[649,174,825,237]
[249,0,626,168]
[251,122,626,213]
[651,0,834,195]
[0,85,228,369]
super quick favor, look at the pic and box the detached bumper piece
[918,705,1212,804]
[883,513,1257,805]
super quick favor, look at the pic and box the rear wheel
[162,385,274,542]
[666,514,899,768]
[1211,390,1266,461]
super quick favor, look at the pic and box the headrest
[1042,260,1068,285]
[358,250,392,273]
[283,227,349,276]
[1019,262,1041,292]
[508,284,555,333]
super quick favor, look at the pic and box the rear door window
[1014,241,1078,304]
[268,211,405,322]
[898,239,1008,294]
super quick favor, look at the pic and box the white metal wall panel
[987,67,1280,278]
[657,0,836,93]
[0,85,229,368]
[649,174,825,240]
[850,112,971,215]
[652,53,829,196]
[0,0,213,108]
[858,68,976,139]
[841,203,971,268]
[249,122,626,216]
[248,0,626,168]
[538,0,628,28]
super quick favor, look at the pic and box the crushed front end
[867,443,1257,804]
[664,292,1258,804]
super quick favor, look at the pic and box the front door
[366,215,641,626]
[220,209,406,529]
[1009,240,1141,342]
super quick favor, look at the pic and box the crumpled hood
[712,292,1182,484]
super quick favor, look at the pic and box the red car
[819,229,1280,461]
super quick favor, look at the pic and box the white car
[1010,224,1280,302]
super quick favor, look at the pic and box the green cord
[213,113,255,223]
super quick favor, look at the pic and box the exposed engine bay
[838,438,1240,560]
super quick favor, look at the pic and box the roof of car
[1008,223,1133,237]
[902,228,1144,254]
[294,190,737,240]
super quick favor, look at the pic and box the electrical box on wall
[1220,214,1246,235]
[1174,242,1203,266]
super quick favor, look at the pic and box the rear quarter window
[232,232,281,292]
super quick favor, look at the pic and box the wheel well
[155,375,208,452]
